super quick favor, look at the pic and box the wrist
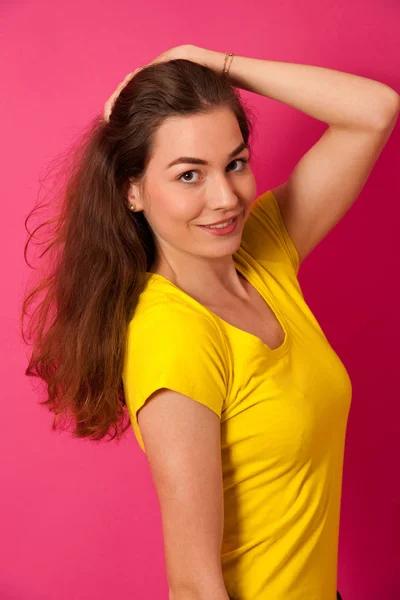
[186,45,227,74]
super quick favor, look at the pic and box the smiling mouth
[202,216,236,229]
[197,210,243,228]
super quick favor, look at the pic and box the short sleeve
[122,299,229,453]
[240,190,300,276]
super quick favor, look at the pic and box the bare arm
[193,45,399,129]
[138,387,230,600]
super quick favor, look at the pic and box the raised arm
[138,387,230,600]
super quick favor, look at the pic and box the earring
[129,204,136,211]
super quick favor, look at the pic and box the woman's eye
[178,158,248,184]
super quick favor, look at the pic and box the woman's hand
[102,44,221,122]
[102,45,190,122]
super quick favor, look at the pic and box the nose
[207,175,240,210]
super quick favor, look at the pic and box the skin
[128,106,258,306]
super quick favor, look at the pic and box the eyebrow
[166,141,249,169]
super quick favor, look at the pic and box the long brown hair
[20,58,256,442]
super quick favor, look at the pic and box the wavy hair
[20,58,256,442]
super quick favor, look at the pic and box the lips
[200,212,242,227]
[203,216,236,228]
[197,214,240,235]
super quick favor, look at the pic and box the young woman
[22,44,399,600]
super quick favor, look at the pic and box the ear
[125,178,144,211]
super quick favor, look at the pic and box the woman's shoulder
[128,278,225,342]
[125,280,230,384]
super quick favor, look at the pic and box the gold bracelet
[223,52,234,76]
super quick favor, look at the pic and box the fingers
[102,69,143,123]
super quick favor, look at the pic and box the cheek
[247,172,257,195]
[164,193,202,225]
[149,195,199,232]
[243,182,257,214]
[248,176,257,201]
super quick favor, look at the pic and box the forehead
[151,106,242,161]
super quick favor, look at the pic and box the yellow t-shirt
[122,190,352,600]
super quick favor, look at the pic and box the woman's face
[130,106,257,266]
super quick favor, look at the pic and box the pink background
[1,1,399,598]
